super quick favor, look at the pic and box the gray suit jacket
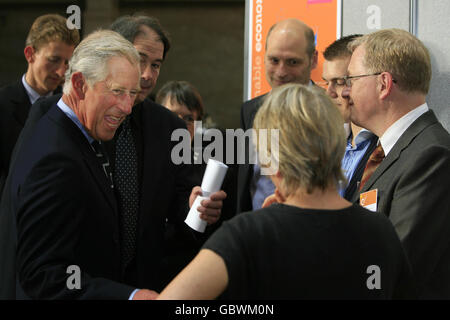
[354,110,450,299]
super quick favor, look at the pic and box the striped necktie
[359,143,385,191]
[91,140,114,189]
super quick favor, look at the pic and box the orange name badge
[360,189,378,212]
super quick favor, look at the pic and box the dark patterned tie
[91,140,114,189]
[359,143,385,191]
[114,116,139,271]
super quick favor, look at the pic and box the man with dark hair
[322,34,378,201]
[238,18,318,213]
[110,15,170,103]
[0,14,80,195]
[108,15,225,292]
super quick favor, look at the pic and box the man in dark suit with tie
[1,29,161,299]
[108,16,226,292]
[342,29,450,298]
[238,18,318,213]
[0,15,226,299]
[0,14,79,195]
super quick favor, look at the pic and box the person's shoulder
[402,110,450,147]
[30,94,62,118]
[0,80,24,107]
[348,205,400,237]
[0,79,22,94]
[242,94,267,109]
[347,204,386,220]
[419,113,450,147]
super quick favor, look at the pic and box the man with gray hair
[1,15,226,298]
[3,29,156,299]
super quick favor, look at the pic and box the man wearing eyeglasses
[342,29,450,299]
[321,35,378,201]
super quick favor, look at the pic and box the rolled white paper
[185,196,209,233]
[200,159,229,197]
[185,159,229,232]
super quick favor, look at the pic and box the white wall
[343,0,450,132]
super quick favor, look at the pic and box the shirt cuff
[129,288,139,300]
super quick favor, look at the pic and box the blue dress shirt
[339,129,375,197]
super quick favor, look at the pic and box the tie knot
[121,116,131,128]
[372,144,385,162]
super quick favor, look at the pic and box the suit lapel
[360,110,439,193]
[11,80,32,127]
[46,105,118,214]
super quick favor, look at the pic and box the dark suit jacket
[3,103,135,299]
[354,110,450,299]
[0,80,31,196]
[237,94,267,213]
[0,95,60,299]
[103,98,198,291]
[0,96,214,297]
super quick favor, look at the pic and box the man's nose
[55,61,68,78]
[326,85,338,98]
[118,94,134,115]
[274,62,288,78]
[141,63,153,81]
[341,86,351,99]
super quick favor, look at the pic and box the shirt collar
[56,97,95,144]
[380,103,429,156]
[354,128,374,145]
[344,123,351,139]
[22,74,53,105]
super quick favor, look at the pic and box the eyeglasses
[106,85,140,99]
[317,78,347,89]
[342,72,382,87]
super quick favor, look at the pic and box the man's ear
[71,72,86,100]
[379,72,395,100]
[24,46,35,64]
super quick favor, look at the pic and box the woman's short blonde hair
[253,84,346,196]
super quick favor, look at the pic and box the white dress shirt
[380,103,429,156]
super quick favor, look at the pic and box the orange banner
[248,0,341,99]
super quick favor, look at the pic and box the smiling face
[25,40,75,95]
[264,24,316,88]
[133,25,164,103]
[322,57,351,122]
[79,56,140,141]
